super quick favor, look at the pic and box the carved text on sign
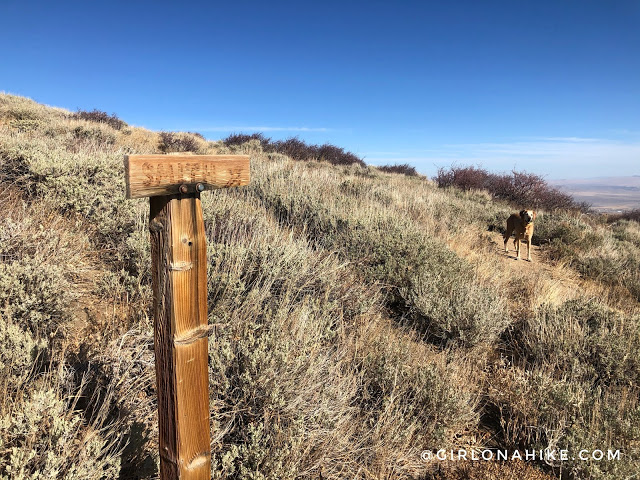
[141,161,222,186]
[124,155,250,199]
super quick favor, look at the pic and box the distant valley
[550,176,640,212]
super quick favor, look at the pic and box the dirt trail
[495,231,542,265]
[488,230,563,282]
[486,229,637,312]
[437,232,574,480]
[446,227,588,313]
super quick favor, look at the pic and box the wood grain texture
[150,194,211,480]
[125,154,250,199]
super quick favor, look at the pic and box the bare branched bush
[72,108,127,130]
[435,165,587,211]
[222,132,272,150]
[316,143,366,167]
[222,133,367,167]
[270,136,316,160]
[607,207,640,223]
[158,131,200,153]
[377,163,420,177]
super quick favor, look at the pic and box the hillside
[1,94,639,480]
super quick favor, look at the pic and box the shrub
[3,106,40,121]
[355,327,478,469]
[0,373,123,479]
[0,315,46,383]
[349,225,507,346]
[201,191,480,477]
[377,163,419,176]
[486,369,640,479]
[532,211,640,301]
[492,299,640,478]
[221,133,367,167]
[9,118,42,132]
[514,299,640,386]
[435,165,586,211]
[0,132,153,311]
[607,208,640,223]
[434,165,489,191]
[204,195,377,478]
[316,144,366,167]
[72,109,126,130]
[407,257,507,346]
[270,137,317,161]
[158,131,200,153]
[0,210,87,336]
[611,219,640,245]
[0,94,69,127]
[222,132,272,151]
[0,260,73,336]
[250,167,507,346]
[532,211,593,246]
[71,125,116,145]
[188,131,205,140]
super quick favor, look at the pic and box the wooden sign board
[123,154,250,479]
[124,154,250,199]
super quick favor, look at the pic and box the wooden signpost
[125,154,250,479]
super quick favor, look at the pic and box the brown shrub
[72,109,127,130]
[377,163,420,177]
[158,131,200,153]
[435,165,587,211]
[607,208,640,223]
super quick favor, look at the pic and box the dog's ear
[532,211,537,220]
[519,210,526,218]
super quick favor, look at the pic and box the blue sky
[2,0,639,179]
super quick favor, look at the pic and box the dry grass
[1,93,639,479]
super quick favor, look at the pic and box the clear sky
[2,0,639,179]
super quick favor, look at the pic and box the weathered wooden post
[124,154,250,479]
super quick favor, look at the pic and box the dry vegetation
[0,93,639,479]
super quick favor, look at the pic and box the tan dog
[503,210,536,261]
